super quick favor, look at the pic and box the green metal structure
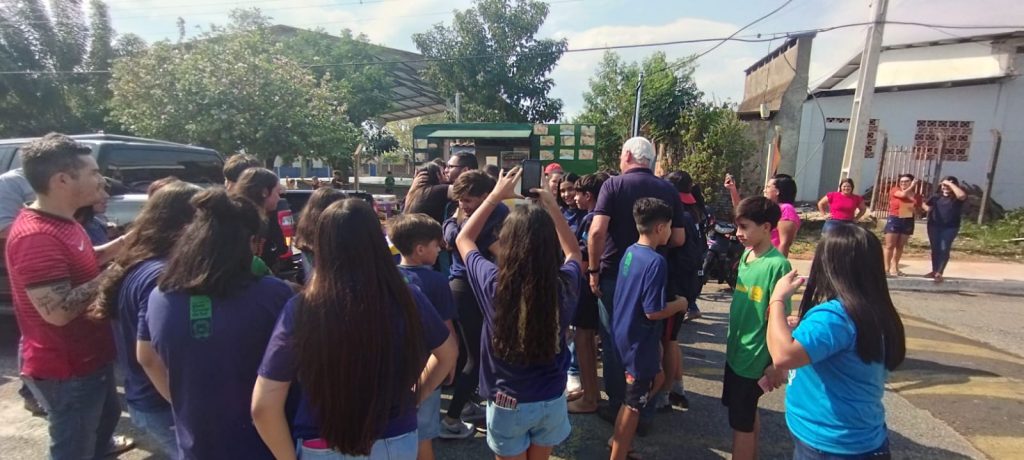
[412,122,599,175]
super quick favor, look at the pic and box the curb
[887,278,1024,296]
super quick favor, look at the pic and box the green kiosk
[412,122,599,175]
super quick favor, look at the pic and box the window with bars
[823,117,879,158]
[913,120,973,161]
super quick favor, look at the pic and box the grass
[790,211,1024,261]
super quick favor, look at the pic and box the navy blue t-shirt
[115,258,169,412]
[926,194,965,228]
[562,206,587,234]
[258,285,450,441]
[613,244,667,379]
[593,168,685,275]
[465,250,581,403]
[576,212,596,262]
[443,203,509,280]
[399,265,458,321]
[144,276,293,460]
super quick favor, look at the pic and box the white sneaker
[566,374,582,394]
[439,418,476,440]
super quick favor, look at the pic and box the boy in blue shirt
[388,213,458,460]
[611,198,688,460]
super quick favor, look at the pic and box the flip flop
[566,390,584,402]
[567,399,598,414]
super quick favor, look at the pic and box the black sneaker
[669,392,690,410]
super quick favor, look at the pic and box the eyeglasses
[445,164,465,169]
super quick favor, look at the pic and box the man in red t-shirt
[6,133,132,458]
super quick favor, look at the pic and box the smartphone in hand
[520,159,542,198]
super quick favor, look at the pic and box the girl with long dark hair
[726,173,801,257]
[92,180,202,455]
[138,189,294,459]
[233,167,286,272]
[292,187,347,278]
[923,176,967,283]
[252,199,457,460]
[765,224,906,459]
[455,167,582,460]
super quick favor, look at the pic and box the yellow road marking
[891,375,1024,401]
[967,436,1024,460]
[906,337,1024,366]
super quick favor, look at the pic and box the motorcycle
[701,217,744,289]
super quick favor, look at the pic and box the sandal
[104,436,136,457]
[934,273,944,283]
[566,389,584,402]
[923,272,936,279]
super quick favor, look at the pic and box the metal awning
[426,129,532,139]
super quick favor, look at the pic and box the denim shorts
[416,389,442,441]
[297,430,418,460]
[485,395,571,456]
[883,217,915,235]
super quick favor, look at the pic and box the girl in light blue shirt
[766,224,906,460]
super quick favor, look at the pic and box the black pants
[447,277,483,419]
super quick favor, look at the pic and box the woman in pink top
[817,178,867,234]
[726,173,801,257]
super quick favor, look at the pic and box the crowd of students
[5,133,915,460]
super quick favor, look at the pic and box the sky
[97,0,1024,119]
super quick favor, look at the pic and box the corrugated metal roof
[812,31,1024,95]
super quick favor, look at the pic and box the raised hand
[491,166,523,201]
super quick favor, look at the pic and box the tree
[361,120,400,160]
[109,10,360,166]
[0,0,128,136]
[280,28,393,125]
[412,0,566,123]
[574,51,703,170]
[672,102,756,191]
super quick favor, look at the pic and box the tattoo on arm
[27,276,103,324]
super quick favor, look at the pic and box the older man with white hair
[586,137,686,435]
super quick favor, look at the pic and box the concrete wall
[794,77,1024,208]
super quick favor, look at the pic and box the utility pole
[632,71,644,137]
[455,92,462,123]
[839,0,888,191]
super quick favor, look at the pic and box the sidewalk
[789,257,1024,296]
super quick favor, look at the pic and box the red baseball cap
[544,163,563,175]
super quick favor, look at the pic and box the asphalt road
[1,287,1019,459]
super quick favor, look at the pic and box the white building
[791,31,1024,208]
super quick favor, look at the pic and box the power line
[0,20,1021,76]
[691,0,794,62]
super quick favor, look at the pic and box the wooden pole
[870,132,888,215]
[353,144,363,191]
[979,130,1003,224]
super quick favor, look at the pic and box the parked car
[0,134,225,314]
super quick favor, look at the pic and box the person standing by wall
[817,178,867,234]
[923,176,968,283]
[883,174,922,276]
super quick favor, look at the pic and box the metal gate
[868,139,945,220]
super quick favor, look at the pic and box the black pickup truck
[0,134,226,314]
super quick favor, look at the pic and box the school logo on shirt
[748,285,765,303]
[189,295,212,340]
[622,251,633,276]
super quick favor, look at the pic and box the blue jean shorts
[297,430,418,460]
[485,395,571,457]
[416,389,442,441]
[884,217,915,235]
[793,435,890,459]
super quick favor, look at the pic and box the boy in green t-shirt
[724,196,793,460]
